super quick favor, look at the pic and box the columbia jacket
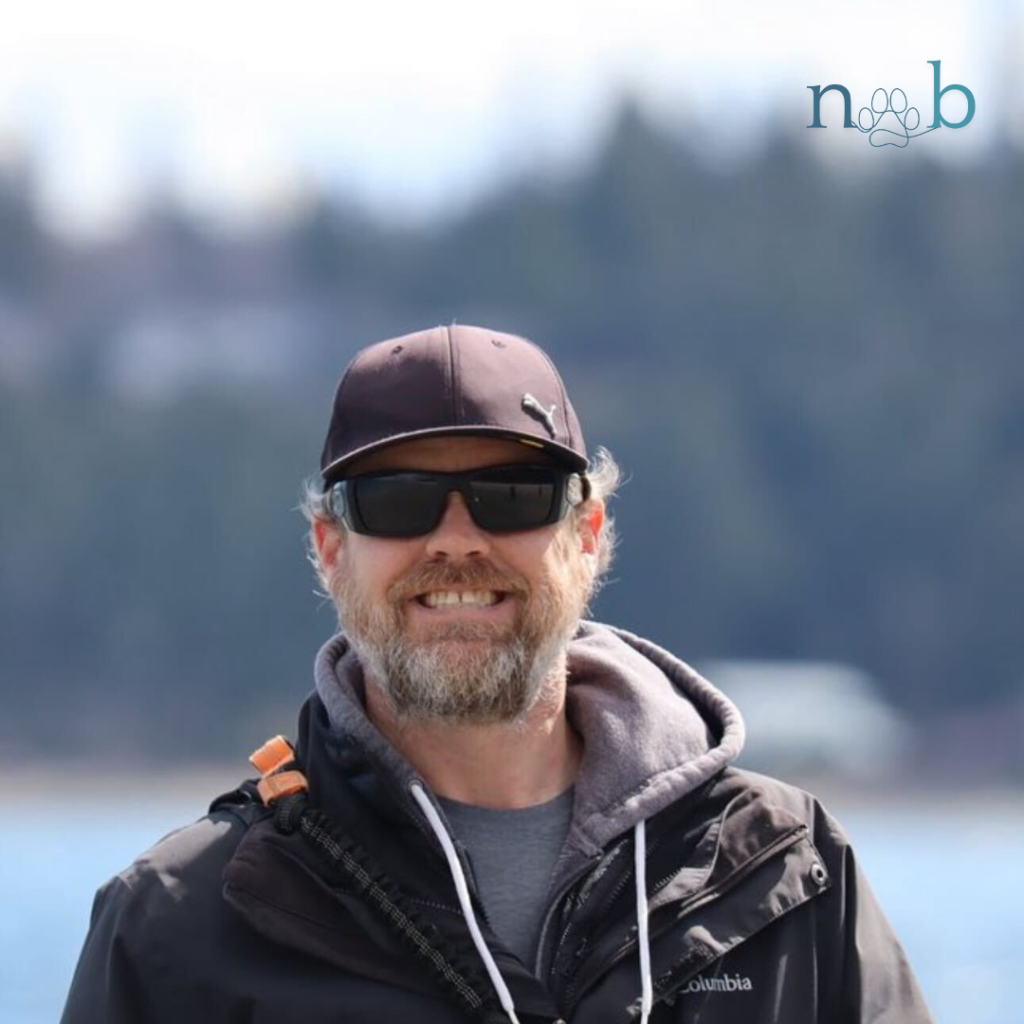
[61,622,935,1023]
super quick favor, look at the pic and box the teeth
[421,590,500,608]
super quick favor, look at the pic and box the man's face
[314,436,603,725]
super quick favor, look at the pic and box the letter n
[928,60,976,129]
[807,85,855,128]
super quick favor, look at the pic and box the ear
[577,499,605,557]
[313,518,345,575]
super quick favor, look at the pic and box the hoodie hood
[563,623,745,855]
[313,620,745,857]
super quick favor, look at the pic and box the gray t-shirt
[438,788,574,967]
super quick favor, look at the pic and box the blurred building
[701,660,913,783]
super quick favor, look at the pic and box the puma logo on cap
[521,394,557,437]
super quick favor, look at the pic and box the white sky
[0,0,1015,235]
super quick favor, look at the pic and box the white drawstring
[410,783,521,1024]
[411,780,650,1023]
[635,820,653,1024]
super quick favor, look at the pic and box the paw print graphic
[856,88,935,147]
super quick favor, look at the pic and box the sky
[0,0,1017,236]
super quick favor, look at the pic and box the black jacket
[61,623,934,1023]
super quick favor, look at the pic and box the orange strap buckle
[250,734,295,775]
[257,770,308,805]
[249,735,309,806]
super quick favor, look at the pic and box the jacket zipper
[550,831,673,1003]
[533,851,605,977]
[592,828,670,923]
[536,779,721,982]
[564,823,809,1014]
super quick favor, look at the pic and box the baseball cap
[320,325,588,483]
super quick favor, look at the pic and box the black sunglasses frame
[325,465,589,537]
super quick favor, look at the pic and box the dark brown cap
[320,325,588,483]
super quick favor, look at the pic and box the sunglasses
[325,465,589,537]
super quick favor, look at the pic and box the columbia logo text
[683,973,754,994]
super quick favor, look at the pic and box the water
[839,804,1024,1024]
[3,790,1022,1023]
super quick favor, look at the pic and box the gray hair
[300,444,623,597]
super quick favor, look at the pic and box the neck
[364,678,582,809]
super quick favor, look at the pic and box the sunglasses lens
[345,468,567,536]
[351,475,445,536]
[469,471,559,531]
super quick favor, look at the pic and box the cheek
[496,530,560,580]
[519,521,564,558]
[345,538,421,598]
[518,525,583,584]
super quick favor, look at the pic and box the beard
[328,527,594,725]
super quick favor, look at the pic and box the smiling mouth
[415,590,508,609]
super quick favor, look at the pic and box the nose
[424,490,492,559]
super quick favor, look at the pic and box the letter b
[929,60,975,129]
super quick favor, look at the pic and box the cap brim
[321,425,588,483]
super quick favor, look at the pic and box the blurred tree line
[1,102,1022,774]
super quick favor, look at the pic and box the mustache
[388,559,531,603]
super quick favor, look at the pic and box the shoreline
[2,761,1022,818]
[0,762,244,803]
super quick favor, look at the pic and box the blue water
[3,794,1023,1023]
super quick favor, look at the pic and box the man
[62,324,934,1023]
